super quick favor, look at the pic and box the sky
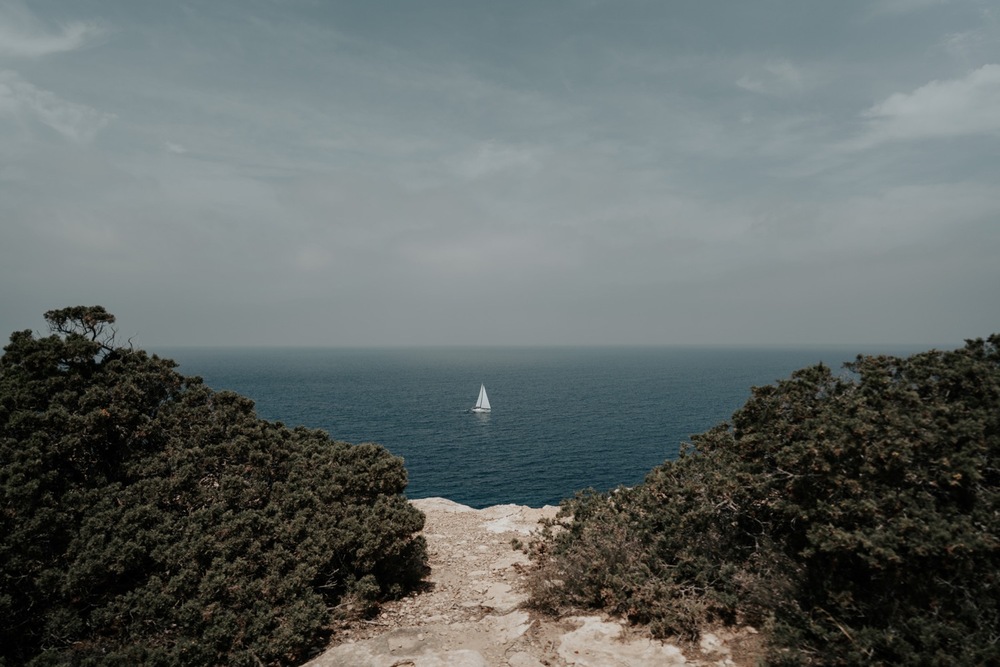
[1,0,998,347]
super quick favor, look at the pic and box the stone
[556,616,688,667]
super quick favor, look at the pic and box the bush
[528,337,999,665]
[0,307,427,666]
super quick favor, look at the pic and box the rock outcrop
[306,498,758,667]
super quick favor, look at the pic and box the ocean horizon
[162,344,935,508]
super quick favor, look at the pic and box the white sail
[473,383,491,412]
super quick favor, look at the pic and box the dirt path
[306,498,758,667]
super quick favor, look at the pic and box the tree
[529,337,1000,666]
[43,306,117,347]
[1,307,427,665]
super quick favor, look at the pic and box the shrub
[528,336,999,665]
[0,307,427,666]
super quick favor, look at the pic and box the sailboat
[471,383,491,413]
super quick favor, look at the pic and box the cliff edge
[306,498,759,667]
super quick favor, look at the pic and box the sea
[162,345,930,509]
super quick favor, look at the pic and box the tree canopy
[1,307,427,666]
[529,336,1000,666]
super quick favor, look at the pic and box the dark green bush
[1,307,427,666]
[529,337,999,665]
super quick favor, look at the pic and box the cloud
[293,246,333,272]
[868,0,950,17]
[452,141,543,180]
[940,29,986,64]
[735,76,765,94]
[736,60,806,96]
[0,2,107,58]
[825,182,1000,252]
[0,70,114,142]
[846,64,1000,149]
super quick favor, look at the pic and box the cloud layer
[1,1,997,347]
[0,2,106,58]
[0,70,114,142]
[853,64,1000,148]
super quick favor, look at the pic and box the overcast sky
[1,1,998,347]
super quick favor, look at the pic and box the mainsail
[473,384,491,412]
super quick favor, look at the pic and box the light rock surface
[305,497,758,667]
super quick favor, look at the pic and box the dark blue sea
[162,346,928,509]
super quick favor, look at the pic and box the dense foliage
[0,307,427,666]
[529,337,999,665]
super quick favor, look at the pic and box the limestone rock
[304,498,759,667]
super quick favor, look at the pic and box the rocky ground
[305,497,761,667]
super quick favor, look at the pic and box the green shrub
[1,307,427,666]
[529,337,999,665]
